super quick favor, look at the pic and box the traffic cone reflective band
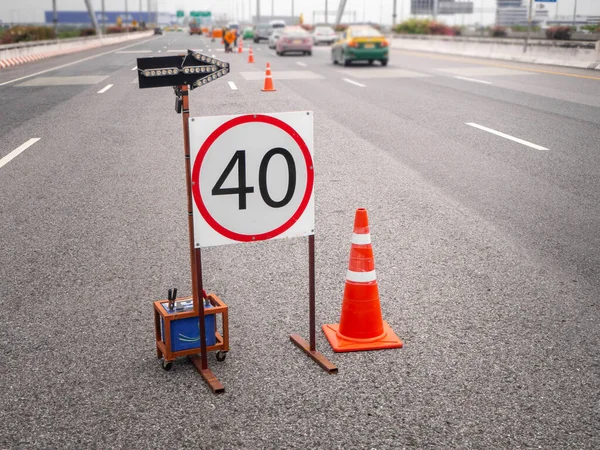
[322,208,403,352]
[248,47,255,63]
[261,62,276,92]
[238,40,243,53]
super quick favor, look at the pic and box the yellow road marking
[392,49,600,81]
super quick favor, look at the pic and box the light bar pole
[572,0,578,28]
[393,0,397,26]
[325,0,328,24]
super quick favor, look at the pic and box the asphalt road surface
[1,33,599,449]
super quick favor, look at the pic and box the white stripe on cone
[346,270,377,283]
[351,233,371,245]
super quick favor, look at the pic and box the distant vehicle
[227,22,240,31]
[269,20,286,29]
[331,25,389,66]
[242,27,254,40]
[312,25,336,45]
[153,27,163,35]
[268,28,284,49]
[276,27,312,56]
[253,24,272,43]
[189,24,201,35]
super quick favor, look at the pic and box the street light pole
[572,0,578,28]
[524,0,533,53]
[325,0,328,24]
[393,0,397,27]
[52,0,58,36]
[271,0,274,18]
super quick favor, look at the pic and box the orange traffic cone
[322,208,403,352]
[261,62,276,92]
[248,46,255,63]
[238,39,243,54]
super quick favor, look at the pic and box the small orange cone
[261,62,276,92]
[322,208,403,352]
[248,46,255,63]
[238,39,243,54]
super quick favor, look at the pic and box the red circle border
[191,114,314,243]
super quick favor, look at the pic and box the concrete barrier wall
[0,31,153,69]
[391,35,600,71]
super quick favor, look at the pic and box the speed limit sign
[189,112,314,248]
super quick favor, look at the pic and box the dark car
[153,27,163,35]
[253,23,272,43]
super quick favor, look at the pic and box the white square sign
[189,111,315,248]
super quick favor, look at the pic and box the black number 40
[211,148,297,210]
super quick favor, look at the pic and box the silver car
[268,29,283,49]
[312,25,337,45]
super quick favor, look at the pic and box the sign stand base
[189,355,225,393]
[290,235,338,374]
[290,334,338,374]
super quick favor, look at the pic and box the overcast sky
[1,0,598,26]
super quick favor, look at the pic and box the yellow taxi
[331,25,389,66]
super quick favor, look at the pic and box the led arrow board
[136,50,230,89]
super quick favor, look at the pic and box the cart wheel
[216,351,227,362]
[162,360,173,371]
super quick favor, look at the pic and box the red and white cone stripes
[322,208,403,352]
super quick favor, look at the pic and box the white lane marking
[97,84,114,94]
[296,62,307,67]
[342,78,366,87]
[466,123,549,151]
[131,66,137,70]
[454,76,492,85]
[157,50,162,53]
[0,138,41,170]
[228,81,238,90]
[0,38,155,87]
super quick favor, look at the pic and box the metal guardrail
[0,31,150,51]
[391,33,599,50]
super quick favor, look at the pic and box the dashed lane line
[296,62,308,67]
[466,123,549,151]
[97,84,114,94]
[228,81,238,90]
[131,66,137,70]
[342,78,366,87]
[0,138,41,170]
[454,76,492,85]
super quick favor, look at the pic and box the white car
[312,25,337,45]
[268,29,284,49]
